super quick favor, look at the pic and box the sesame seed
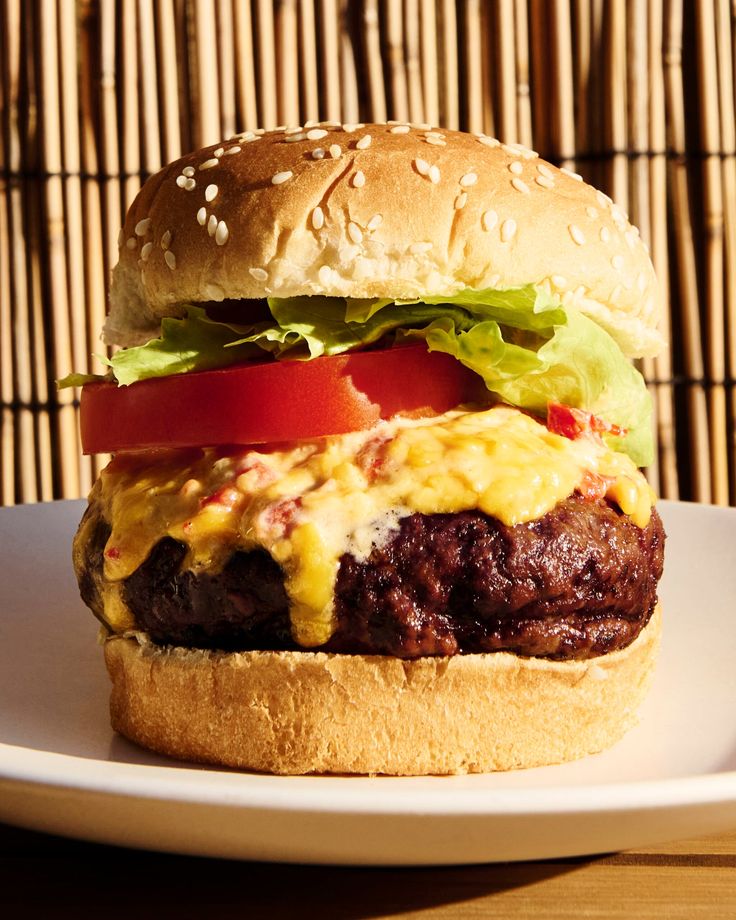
[126,236,137,250]
[508,161,523,175]
[600,226,611,243]
[460,172,478,187]
[429,164,441,184]
[176,175,187,188]
[318,265,332,286]
[586,206,598,219]
[307,128,328,140]
[501,144,519,156]
[625,228,637,248]
[510,177,529,195]
[414,157,430,176]
[413,123,432,130]
[569,224,586,245]
[481,209,498,232]
[199,158,218,170]
[215,220,229,245]
[161,230,172,249]
[164,250,177,270]
[410,241,432,254]
[425,131,445,139]
[509,142,538,159]
[311,206,325,230]
[134,218,152,236]
[342,123,364,132]
[205,184,218,202]
[454,192,467,209]
[182,166,195,177]
[348,222,363,244]
[284,132,306,143]
[561,167,583,182]
[477,135,500,147]
[425,135,446,146]
[352,170,366,188]
[551,275,568,288]
[612,254,624,270]
[390,125,411,134]
[537,163,555,179]
[501,219,517,242]
[271,171,293,185]
[285,126,303,135]
[367,213,382,231]
[238,131,256,141]
[207,215,217,236]
[250,267,268,281]
[312,148,325,159]
[214,147,224,157]
[356,134,372,150]
[197,207,207,226]
[254,128,266,134]
[329,144,341,158]
[223,146,241,155]
[141,241,153,261]
[535,176,554,189]
[184,178,196,191]
[304,119,318,129]
[596,190,612,207]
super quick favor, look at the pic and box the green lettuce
[58,286,653,465]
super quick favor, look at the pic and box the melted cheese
[90,406,655,645]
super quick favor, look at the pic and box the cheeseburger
[69,123,665,775]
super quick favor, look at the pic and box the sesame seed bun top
[107,123,662,357]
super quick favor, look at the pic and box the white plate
[1,499,735,865]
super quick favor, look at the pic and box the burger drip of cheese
[83,406,654,647]
[68,123,666,775]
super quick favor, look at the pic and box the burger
[68,123,665,775]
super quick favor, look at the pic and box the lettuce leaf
[58,286,653,464]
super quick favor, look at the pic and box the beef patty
[76,495,665,660]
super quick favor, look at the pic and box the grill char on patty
[76,495,664,660]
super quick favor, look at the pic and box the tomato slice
[80,344,488,454]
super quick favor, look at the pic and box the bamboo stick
[464,0,484,134]
[439,0,458,129]
[298,0,320,122]
[156,0,183,161]
[59,0,93,498]
[339,0,359,124]
[361,0,386,123]
[529,0,549,155]
[138,0,163,173]
[714,0,736,501]
[551,0,576,170]
[0,1,14,504]
[419,0,439,127]
[233,0,259,130]
[386,0,408,122]
[665,0,711,502]
[604,0,628,209]
[192,0,221,145]
[696,0,729,505]
[320,0,341,122]
[513,0,532,147]
[404,0,423,123]
[276,0,300,127]
[39,0,78,499]
[121,0,142,207]
[480,2,495,138]
[647,0,679,499]
[100,0,122,279]
[216,0,237,138]
[497,0,517,142]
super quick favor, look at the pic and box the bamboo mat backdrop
[0,0,734,507]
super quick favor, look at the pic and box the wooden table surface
[2,821,734,918]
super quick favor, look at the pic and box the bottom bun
[104,605,661,775]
